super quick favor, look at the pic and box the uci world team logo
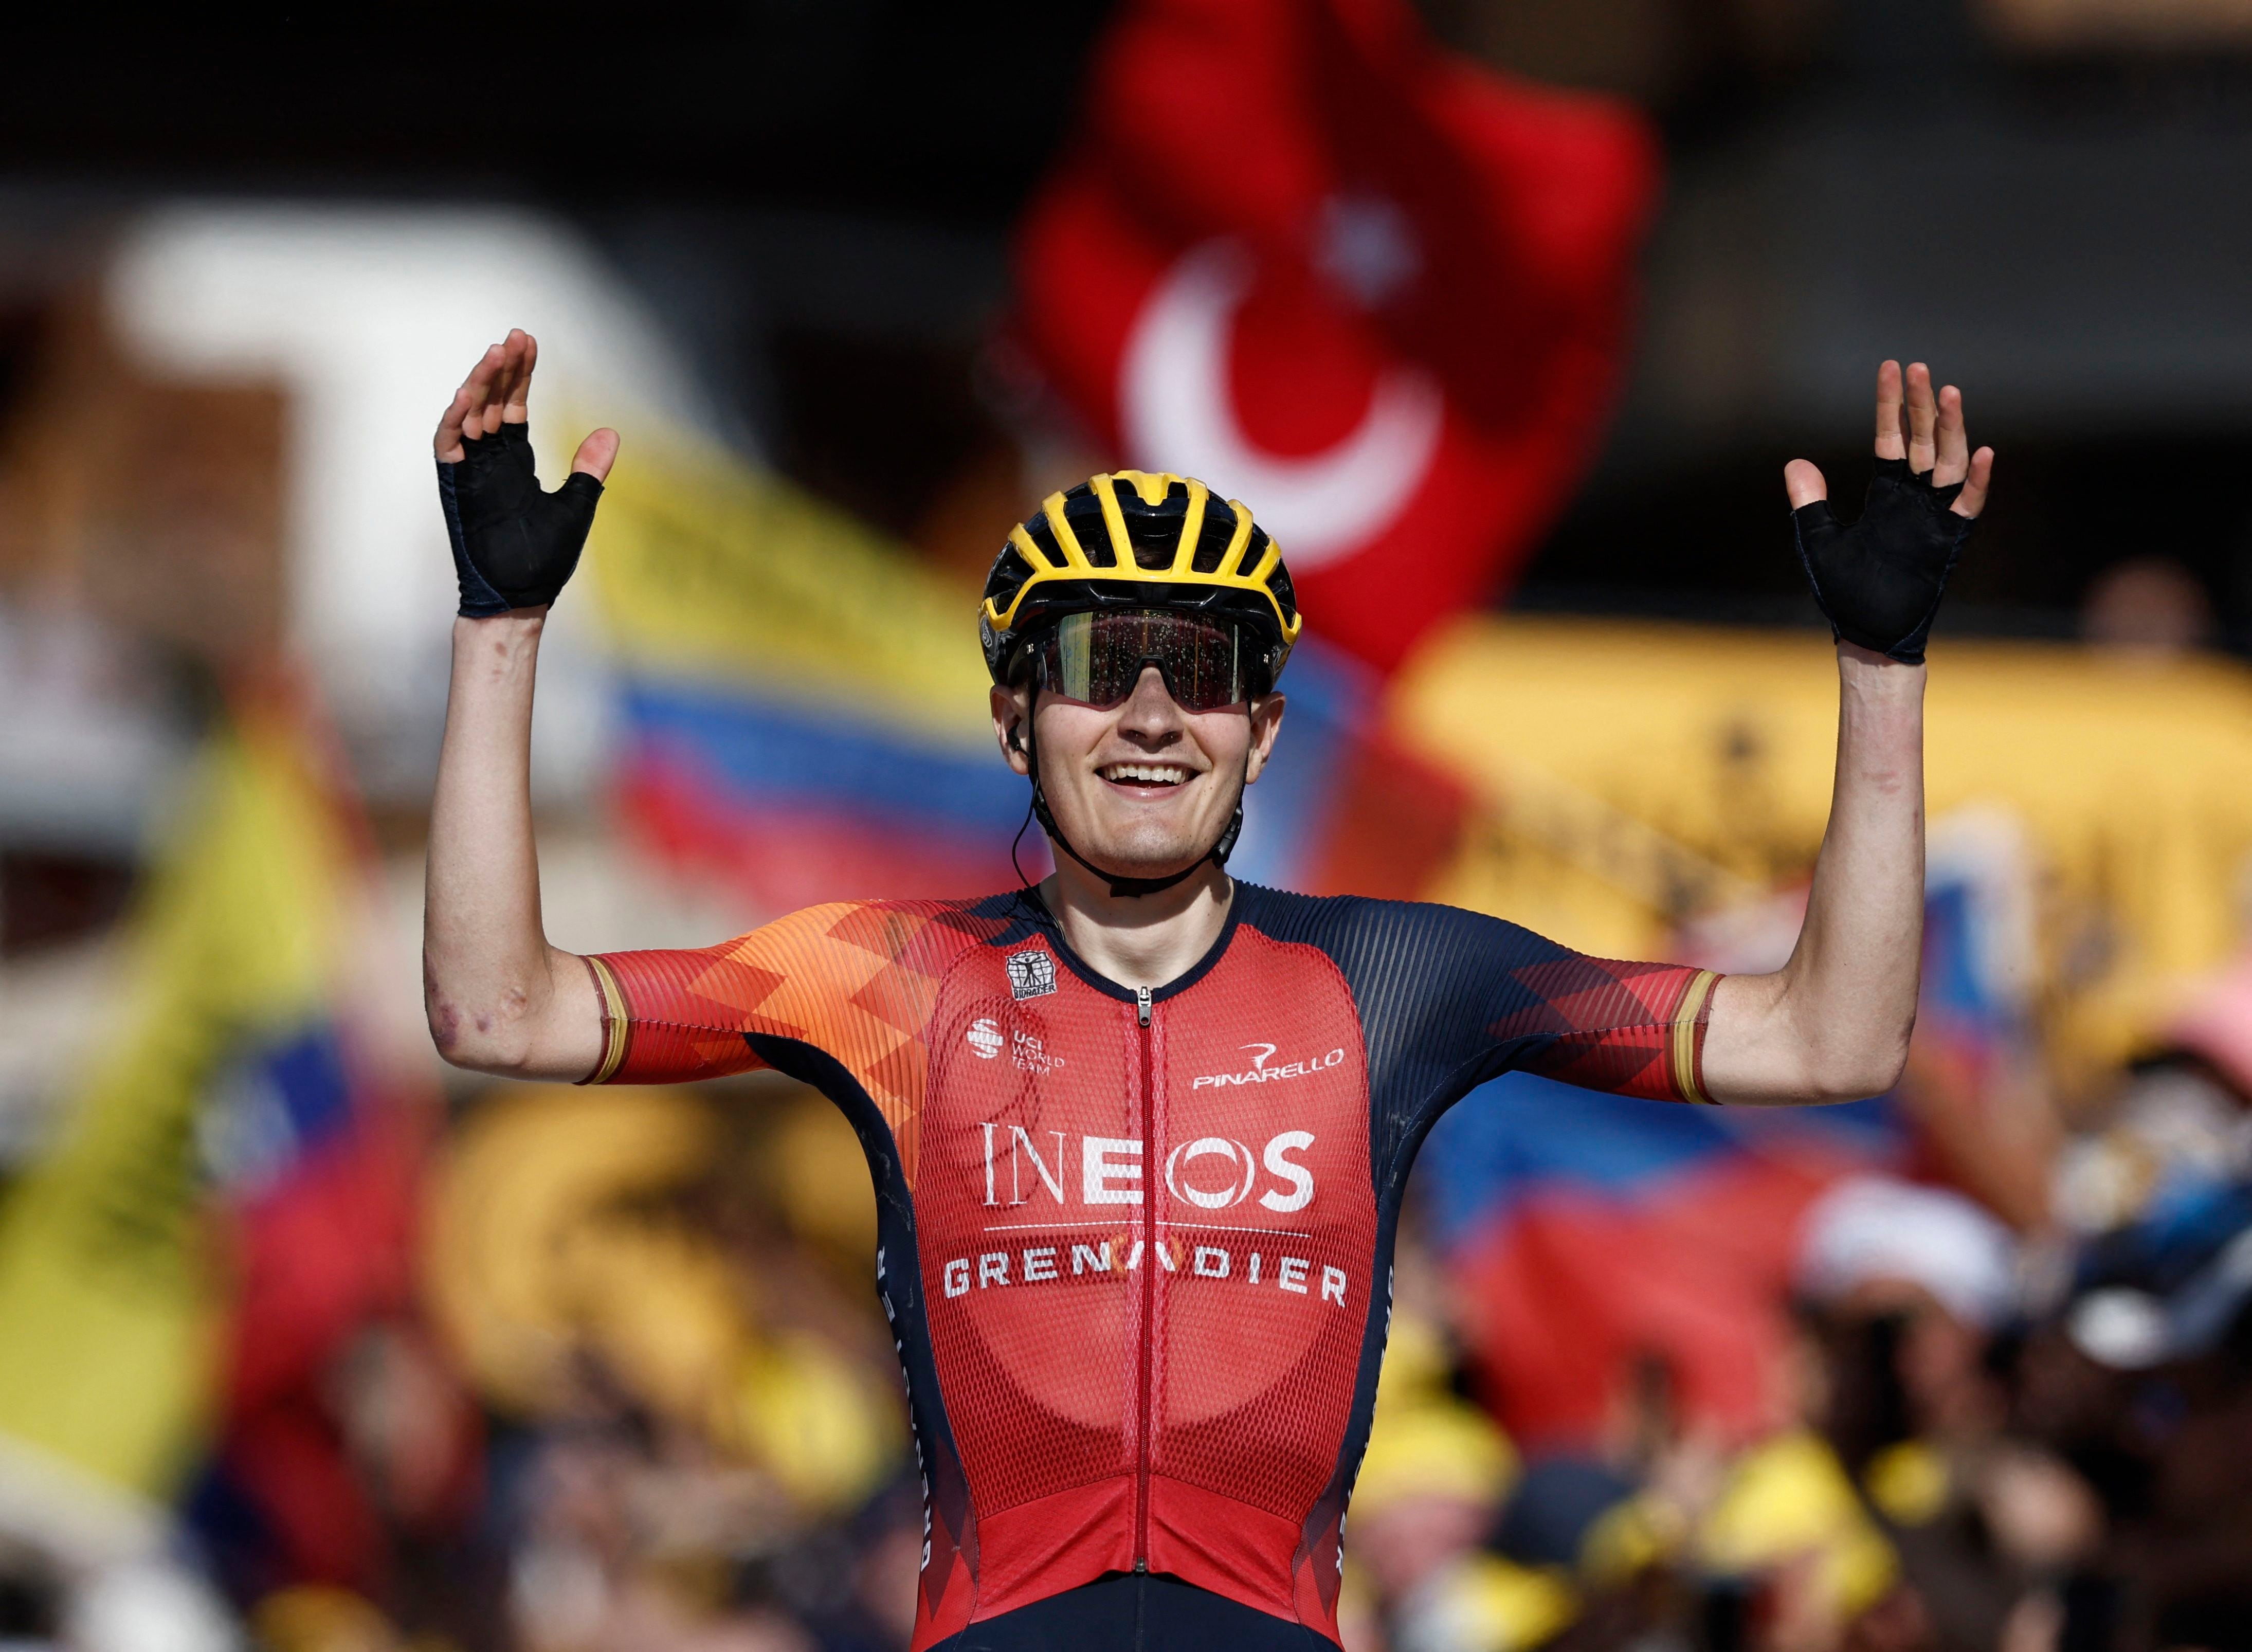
[1006,948,1058,1001]
[965,1015,1065,1074]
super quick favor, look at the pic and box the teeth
[1102,763,1191,784]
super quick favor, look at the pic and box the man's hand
[434,329,620,617]
[1784,361,1996,665]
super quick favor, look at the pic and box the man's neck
[1040,861,1235,992]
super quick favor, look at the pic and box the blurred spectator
[2022,1169,2252,1645]
[500,1411,815,1652]
[1346,1311,1574,1652]
[2054,1061,2252,1238]
[1694,1430,1910,1652]
[2079,558,2218,657]
[1797,1177,2022,1351]
[1794,1177,2104,1652]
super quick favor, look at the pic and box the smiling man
[423,331,1992,1651]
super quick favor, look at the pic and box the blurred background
[6,2,2252,1649]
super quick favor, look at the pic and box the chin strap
[1019,714,1242,900]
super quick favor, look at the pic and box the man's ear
[1242,693,1286,785]
[992,683,1033,777]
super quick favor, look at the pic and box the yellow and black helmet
[979,470,1302,688]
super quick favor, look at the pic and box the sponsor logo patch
[1006,948,1058,1001]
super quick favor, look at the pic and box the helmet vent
[1189,499,1238,573]
[1020,513,1065,570]
[1061,494,1117,568]
[1264,554,1297,622]
[986,543,1037,603]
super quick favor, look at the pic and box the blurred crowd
[1359,1039,2252,1652]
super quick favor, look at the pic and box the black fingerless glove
[437,421,603,617]
[1791,456,1974,664]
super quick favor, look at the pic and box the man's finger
[460,341,502,400]
[434,384,476,462]
[459,348,500,441]
[1952,447,1995,519]
[1784,458,1828,510]
[571,427,620,484]
[1904,362,1938,473]
[488,331,520,423]
[1874,359,1905,461]
[483,334,522,431]
[458,343,503,440]
[486,333,516,423]
[461,351,493,441]
[1933,385,1970,487]
[495,328,532,424]
[504,331,539,424]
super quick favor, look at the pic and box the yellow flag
[0,705,354,1496]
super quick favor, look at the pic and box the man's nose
[1117,665,1185,738]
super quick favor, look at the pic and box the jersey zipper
[1133,983,1154,1572]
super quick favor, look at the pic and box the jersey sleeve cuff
[1669,968,1720,1105]
[579,953,630,1085]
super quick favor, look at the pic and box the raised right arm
[420,334,986,1092]
[422,330,614,1080]
[424,606,603,1079]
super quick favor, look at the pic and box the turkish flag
[1014,0,1658,673]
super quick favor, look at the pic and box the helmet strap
[1020,698,1241,900]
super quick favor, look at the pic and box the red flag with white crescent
[1014,0,1659,673]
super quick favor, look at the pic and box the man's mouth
[1098,761,1194,790]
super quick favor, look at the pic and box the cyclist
[425,329,1993,1651]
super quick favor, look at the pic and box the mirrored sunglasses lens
[1176,621,1244,710]
[1046,611,1247,710]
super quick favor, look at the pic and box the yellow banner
[1393,616,2252,1079]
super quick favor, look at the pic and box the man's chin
[1069,831,1214,884]
[1056,791,1239,882]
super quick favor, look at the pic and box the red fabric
[1014,0,1658,671]
[1147,1479,1308,1624]
[1449,1152,1844,1451]
[966,1482,1134,1623]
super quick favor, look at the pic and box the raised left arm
[1701,360,1994,1105]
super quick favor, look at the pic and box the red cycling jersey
[580,885,1719,1651]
